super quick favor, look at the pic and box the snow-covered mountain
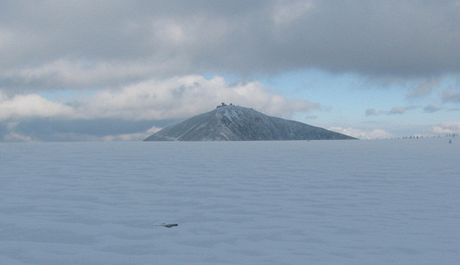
[145,104,355,141]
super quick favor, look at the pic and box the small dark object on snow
[161,223,178,228]
[449,139,452,144]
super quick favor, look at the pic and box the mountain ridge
[144,104,355,141]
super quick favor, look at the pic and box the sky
[1,0,460,141]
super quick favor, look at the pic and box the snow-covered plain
[0,139,459,264]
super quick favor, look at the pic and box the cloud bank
[432,122,460,135]
[329,127,392,140]
[1,1,459,141]
[0,75,318,122]
[0,75,319,141]
[2,0,460,92]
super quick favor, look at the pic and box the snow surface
[0,139,459,264]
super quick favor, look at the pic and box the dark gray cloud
[1,0,460,91]
[388,107,409,115]
[423,105,442,113]
[442,90,460,103]
[365,108,379,116]
[406,79,439,99]
[365,106,418,116]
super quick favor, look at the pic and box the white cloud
[329,127,392,139]
[432,122,460,134]
[101,127,161,141]
[81,75,319,120]
[0,92,74,120]
[0,75,318,122]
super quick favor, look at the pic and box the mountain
[144,104,355,141]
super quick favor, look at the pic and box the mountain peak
[145,105,355,141]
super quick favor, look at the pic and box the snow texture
[145,105,354,141]
[0,139,459,264]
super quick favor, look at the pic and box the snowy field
[0,139,459,265]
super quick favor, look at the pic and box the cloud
[272,0,314,26]
[365,108,380,116]
[81,75,319,120]
[388,106,408,115]
[0,92,74,120]
[442,90,460,103]
[432,122,460,134]
[365,106,416,116]
[1,1,458,141]
[329,127,392,139]
[0,75,319,140]
[0,118,172,142]
[0,75,317,121]
[3,131,33,142]
[406,79,439,99]
[2,0,460,93]
[0,27,13,50]
[1,121,33,141]
[100,127,161,141]
[0,59,176,90]
[423,105,442,113]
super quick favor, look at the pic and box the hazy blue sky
[1,0,459,141]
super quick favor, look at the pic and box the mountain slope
[145,105,355,141]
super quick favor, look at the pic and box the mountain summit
[145,104,355,141]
